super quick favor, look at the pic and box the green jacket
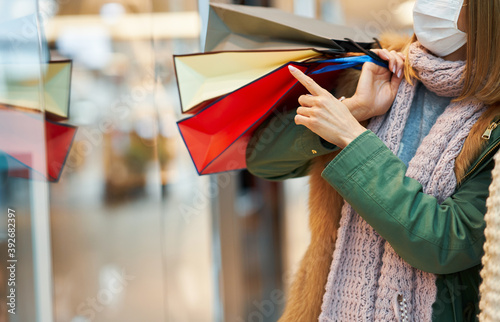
[246,110,500,322]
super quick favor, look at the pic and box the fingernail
[392,66,396,73]
[288,65,298,72]
[397,69,402,78]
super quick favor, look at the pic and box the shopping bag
[0,105,77,182]
[174,49,324,113]
[0,60,72,120]
[177,55,382,175]
[205,3,376,53]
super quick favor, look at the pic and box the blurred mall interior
[0,0,413,321]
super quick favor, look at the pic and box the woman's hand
[345,49,405,121]
[289,65,366,149]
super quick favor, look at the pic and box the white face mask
[413,0,467,57]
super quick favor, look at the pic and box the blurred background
[0,0,413,321]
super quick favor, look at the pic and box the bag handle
[310,55,388,75]
[343,38,388,68]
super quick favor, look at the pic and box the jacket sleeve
[322,130,490,274]
[246,109,338,181]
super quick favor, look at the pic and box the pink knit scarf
[319,42,486,321]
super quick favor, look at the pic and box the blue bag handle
[311,55,388,75]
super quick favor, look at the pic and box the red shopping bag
[0,106,77,182]
[177,55,382,175]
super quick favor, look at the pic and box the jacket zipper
[461,122,500,183]
[482,121,499,140]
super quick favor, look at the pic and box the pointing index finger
[288,65,324,96]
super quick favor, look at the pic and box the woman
[246,0,500,321]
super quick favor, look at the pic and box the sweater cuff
[321,130,386,188]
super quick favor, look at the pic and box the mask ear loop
[344,37,389,68]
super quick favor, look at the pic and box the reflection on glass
[0,1,53,321]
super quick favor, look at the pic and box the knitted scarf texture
[319,42,486,322]
[479,151,500,322]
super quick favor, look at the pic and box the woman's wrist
[343,97,367,121]
[338,123,367,148]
